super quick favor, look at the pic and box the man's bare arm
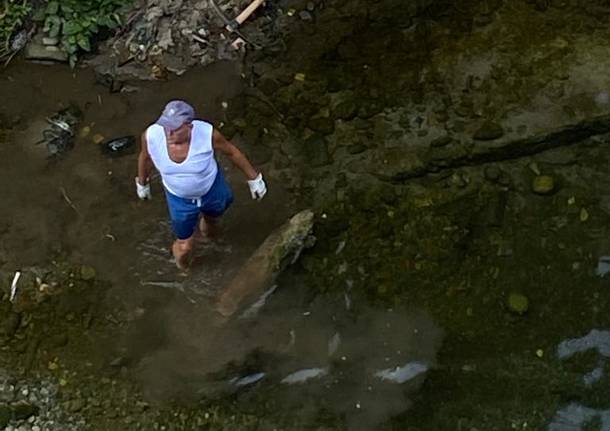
[137,132,153,185]
[212,129,258,180]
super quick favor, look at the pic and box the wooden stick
[234,0,265,25]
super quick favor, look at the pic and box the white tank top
[146,120,218,199]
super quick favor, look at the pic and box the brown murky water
[0,59,294,284]
[0,59,305,393]
[0,59,445,430]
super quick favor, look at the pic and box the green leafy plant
[0,0,32,62]
[36,0,130,66]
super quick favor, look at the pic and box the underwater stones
[307,116,335,135]
[484,165,501,181]
[347,143,367,155]
[473,121,504,140]
[507,293,529,315]
[431,135,453,148]
[80,265,96,281]
[333,99,359,121]
[1,312,20,338]
[0,405,9,428]
[358,99,384,119]
[11,401,38,420]
[250,144,273,165]
[304,134,331,166]
[532,175,555,195]
[24,40,68,63]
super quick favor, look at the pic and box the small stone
[473,121,504,140]
[580,208,589,222]
[333,100,358,120]
[65,399,84,413]
[294,73,306,82]
[42,37,58,46]
[92,134,105,145]
[507,293,529,315]
[536,349,544,358]
[532,175,555,195]
[307,116,335,135]
[431,135,452,148]
[483,165,501,182]
[1,312,21,338]
[528,162,541,176]
[233,118,247,129]
[11,402,38,421]
[307,1,315,11]
[299,10,312,20]
[449,173,467,188]
[79,126,91,139]
[303,134,331,167]
[347,144,366,155]
[0,405,10,428]
[25,42,68,62]
[80,265,96,281]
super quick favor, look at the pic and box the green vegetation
[0,0,132,66]
[35,0,130,66]
[0,0,32,63]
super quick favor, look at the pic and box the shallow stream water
[5,2,610,430]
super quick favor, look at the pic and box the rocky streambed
[4,0,610,430]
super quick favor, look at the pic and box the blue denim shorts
[164,169,234,239]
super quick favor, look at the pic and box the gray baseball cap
[156,100,195,130]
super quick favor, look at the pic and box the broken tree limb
[216,209,314,318]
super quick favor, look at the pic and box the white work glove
[247,173,267,200]
[135,178,151,200]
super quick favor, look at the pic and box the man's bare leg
[198,215,222,241]
[172,236,194,270]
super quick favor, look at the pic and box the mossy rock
[80,265,97,281]
[0,405,10,428]
[473,121,504,140]
[507,292,529,315]
[532,175,555,195]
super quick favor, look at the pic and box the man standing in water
[136,100,267,269]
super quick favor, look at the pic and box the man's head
[156,100,195,131]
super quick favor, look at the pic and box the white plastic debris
[596,256,610,277]
[281,368,328,384]
[374,362,428,384]
[239,285,277,319]
[230,372,266,387]
[10,271,21,302]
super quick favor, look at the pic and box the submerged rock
[507,292,529,315]
[24,41,68,63]
[216,210,315,317]
[532,175,555,195]
[80,265,96,281]
[473,121,504,140]
[11,401,38,420]
[0,404,10,428]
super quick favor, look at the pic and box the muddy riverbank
[4,1,610,430]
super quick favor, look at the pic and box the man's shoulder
[145,123,163,132]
